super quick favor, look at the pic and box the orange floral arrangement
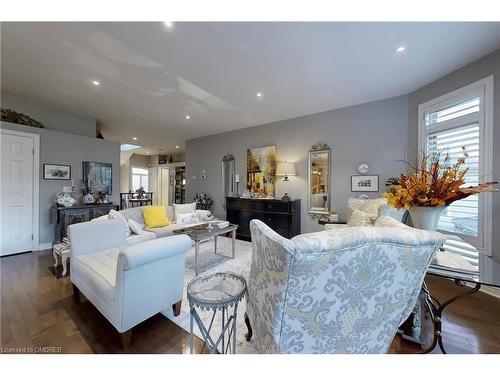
[385,148,498,209]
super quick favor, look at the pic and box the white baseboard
[37,242,52,251]
[481,285,500,299]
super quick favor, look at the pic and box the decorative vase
[408,206,446,231]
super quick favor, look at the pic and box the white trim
[481,286,500,299]
[38,242,53,251]
[0,127,40,253]
[417,75,494,256]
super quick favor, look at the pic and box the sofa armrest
[68,219,126,256]
[118,234,192,271]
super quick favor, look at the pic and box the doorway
[0,128,40,255]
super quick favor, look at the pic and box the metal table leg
[231,230,236,258]
[195,241,200,276]
[420,281,481,354]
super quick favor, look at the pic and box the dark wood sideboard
[226,197,300,240]
[50,204,118,243]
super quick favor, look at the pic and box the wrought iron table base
[190,303,240,354]
[419,281,481,354]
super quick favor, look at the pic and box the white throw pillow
[359,198,387,219]
[90,214,109,222]
[196,210,212,222]
[176,212,200,225]
[108,209,131,237]
[347,209,373,227]
[128,218,146,234]
[173,202,197,215]
[374,215,409,229]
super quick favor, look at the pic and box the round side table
[187,272,246,354]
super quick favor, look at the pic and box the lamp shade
[276,161,296,176]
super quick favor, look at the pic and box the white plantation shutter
[418,76,494,257]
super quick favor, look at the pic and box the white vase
[408,206,446,231]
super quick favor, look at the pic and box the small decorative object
[135,186,146,198]
[54,192,76,207]
[357,193,369,199]
[276,161,297,201]
[328,211,339,222]
[310,142,330,151]
[247,145,277,198]
[44,164,71,180]
[1,108,44,128]
[82,161,112,195]
[83,193,95,205]
[194,192,214,210]
[357,162,370,174]
[385,148,498,231]
[385,177,401,194]
[95,191,107,204]
[241,189,251,198]
[351,175,379,192]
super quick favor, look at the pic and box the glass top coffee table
[421,250,500,353]
[173,223,238,275]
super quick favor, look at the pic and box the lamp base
[281,193,291,201]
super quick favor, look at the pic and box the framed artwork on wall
[247,145,277,198]
[82,161,112,194]
[351,175,379,192]
[43,164,71,180]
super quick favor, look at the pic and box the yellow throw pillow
[142,206,170,229]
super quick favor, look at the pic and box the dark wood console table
[50,204,118,243]
[225,197,300,240]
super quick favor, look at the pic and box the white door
[1,132,34,255]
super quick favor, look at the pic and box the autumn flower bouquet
[384,148,497,230]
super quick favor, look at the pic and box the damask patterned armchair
[244,219,445,354]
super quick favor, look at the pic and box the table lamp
[276,161,297,201]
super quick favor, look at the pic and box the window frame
[417,75,494,256]
[130,167,149,192]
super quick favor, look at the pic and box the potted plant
[384,148,497,230]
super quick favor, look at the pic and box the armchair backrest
[68,219,127,257]
[248,220,445,354]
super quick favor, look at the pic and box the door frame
[0,128,40,252]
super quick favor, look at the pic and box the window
[418,76,494,256]
[131,167,149,191]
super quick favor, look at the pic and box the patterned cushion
[374,215,409,229]
[108,210,131,237]
[359,198,387,219]
[176,212,200,225]
[173,202,197,219]
[347,209,373,226]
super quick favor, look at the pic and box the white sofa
[245,219,445,353]
[68,219,192,348]
[91,205,212,246]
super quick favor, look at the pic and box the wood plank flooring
[1,250,499,354]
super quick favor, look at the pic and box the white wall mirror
[308,143,331,216]
[221,154,236,208]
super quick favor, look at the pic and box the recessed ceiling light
[395,46,406,53]
[92,80,100,86]
[146,151,150,154]
[132,137,138,141]
[164,21,173,28]
[256,92,263,98]
[185,115,191,120]
[176,145,179,149]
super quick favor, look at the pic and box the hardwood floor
[1,249,499,354]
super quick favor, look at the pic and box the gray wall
[408,49,500,261]
[1,92,97,137]
[186,95,409,233]
[1,122,120,247]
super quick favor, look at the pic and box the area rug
[162,236,257,354]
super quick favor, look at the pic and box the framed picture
[82,161,112,194]
[43,164,71,180]
[246,145,277,198]
[351,175,379,192]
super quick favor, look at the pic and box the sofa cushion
[176,212,200,225]
[108,210,131,237]
[73,246,123,301]
[173,202,196,217]
[126,232,157,245]
[128,218,145,234]
[119,206,146,227]
[347,209,373,227]
[374,215,409,229]
[142,205,170,229]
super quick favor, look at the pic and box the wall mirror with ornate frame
[221,154,236,208]
[308,143,331,217]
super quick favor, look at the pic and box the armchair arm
[324,223,348,230]
[118,234,192,271]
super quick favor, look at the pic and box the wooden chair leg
[72,284,83,303]
[172,300,182,317]
[244,312,253,341]
[120,329,132,349]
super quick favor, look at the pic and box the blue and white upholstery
[246,219,445,353]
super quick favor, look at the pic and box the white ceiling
[2,22,500,154]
